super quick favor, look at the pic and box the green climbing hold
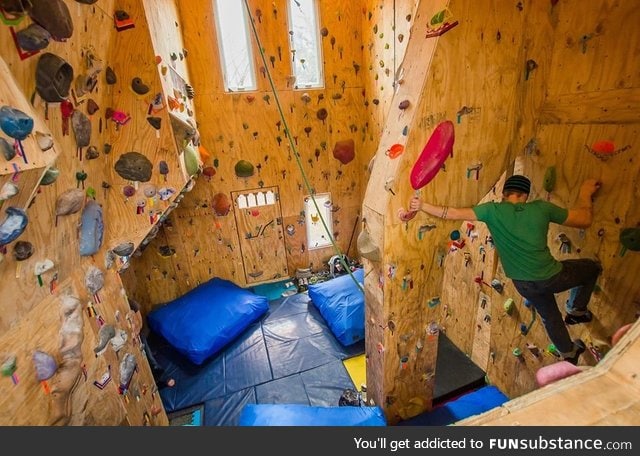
[183,143,200,177]
[234,160,254,178]
[543,166,556,193]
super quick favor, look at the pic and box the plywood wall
[364,0,640,424]
[122,0,390,311]
[0,0,192,425]
[1,0,638,427]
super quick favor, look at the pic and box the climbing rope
[243,0,364,293]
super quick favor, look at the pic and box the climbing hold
[410,120,455,190]
[183,143,201,177]
[147,116,162,130]
[131,77,150,95]
[105,66,117,84]
[234,160,255,178]
[29,0,74,41]
[543,166,556,193]
[119,352,137,392]
[13,240,34,261]
[619,227,640,256]
[94,324,115,355]
[0,106,33,140]
[398,99,410,110]
[33,350,57,381]
[0,206,28,245]
[316,108,328,122]
[212,193,231,216]
[114,10,135,31]
[332,139,355,165]
[86,99,99,115]
[79,200,103,256]
[55,188,85,222]
[122,185,135,198]
[114,151,153,182]
[202,166,216,180]
[386,143,404,159]
[503,298,515,315]
[35,131,54,151]
[0,137,16,161]
[85,146,99,160]
[16,23,51,51]
[71,110,91,148]
[0,182,18,207]
[35,52,73,102]
[158,160,169,179]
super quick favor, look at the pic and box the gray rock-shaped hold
[55,188,85,217]
[71,110,91,148]
[112,241,134,257]
[114,152,152,182]
[0,137,16,161]
[29,0,73,41]
[84,265,104,296]
[39,167,60,185]
[16,23,51,51]
[32,350,57,381]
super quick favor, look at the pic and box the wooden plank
[540,89,640,124]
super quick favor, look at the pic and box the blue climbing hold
[79,200,103,256]
[0,206,28,246]
[0,106,34,141]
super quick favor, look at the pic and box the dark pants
[512,259,602,355]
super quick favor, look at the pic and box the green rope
[243,0,363,293]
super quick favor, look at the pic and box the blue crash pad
[308,268,365,346]
[239,404,387,426]
[148,277,269,365]
[398,385,508,426]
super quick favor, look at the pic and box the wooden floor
[458,319,640,425]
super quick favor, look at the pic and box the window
[304,193,333,250]
[214,0,256,91]
[287,0,323,89]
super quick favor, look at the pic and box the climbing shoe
[563,339,586,365]
[564,310,593,325]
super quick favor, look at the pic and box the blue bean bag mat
[239,404,387,426]
[147,277,269,365]
[308,268,364,346]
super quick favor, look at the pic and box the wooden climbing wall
[0,0,638,428]
[122,0,378,310]
[364,0,640,422]
[0,0,193,425]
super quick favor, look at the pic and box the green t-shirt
[472,200,568,281]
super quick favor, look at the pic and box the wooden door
[231,186,289,285]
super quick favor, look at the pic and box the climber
[409,174,602,365]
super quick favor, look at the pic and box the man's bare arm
[563,179,601,228]
[409,197,477,221]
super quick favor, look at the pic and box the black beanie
[503,175,531,194]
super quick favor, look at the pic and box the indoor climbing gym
[0,0,639,431]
